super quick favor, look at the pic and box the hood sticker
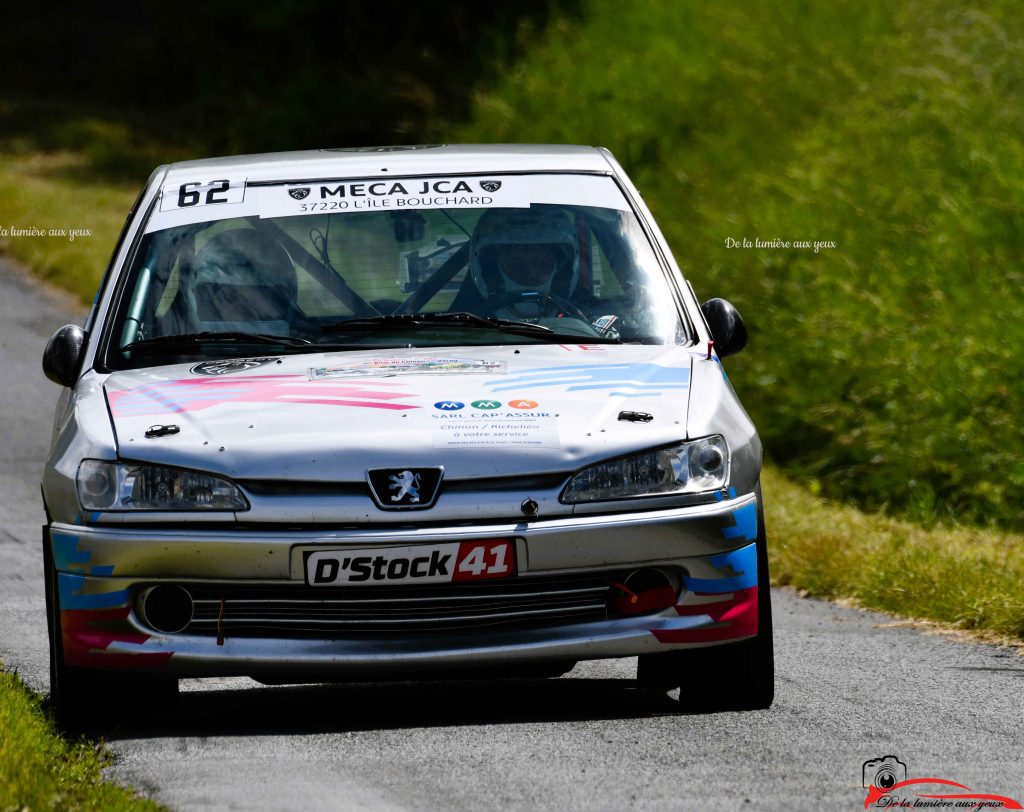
[260,176,531,220]
[145,174,629,233]
[191,357,280,376]
[107,375,420,417]
[431,400,560,448]
[312,358,506,379]
[485,363,689,396]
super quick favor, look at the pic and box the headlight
[560,436,729,503]
[76,460,248,511]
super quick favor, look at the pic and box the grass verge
[0,666,162,811]
[0,151,139,303]
[763,465,1024,643]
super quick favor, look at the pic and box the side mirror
[42,325,86,387]
[700,298,747,358]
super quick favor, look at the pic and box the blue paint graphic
[485,363,689,395]
[722,502,758,541]
[58,573,129,610]
[684,543,758,593]
[51,530,115,576]
[714,488,758,541]
[52,531,90,571]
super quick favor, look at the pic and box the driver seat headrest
[185,229,297,335]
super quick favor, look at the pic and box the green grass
[0,151,139,302]
[0,666,163,811]
[448,0,1024,531]
[763,465,1024,641]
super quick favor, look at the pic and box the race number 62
[161,178,246,211]
[178,180,230,207]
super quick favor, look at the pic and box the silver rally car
[41,144,771,722]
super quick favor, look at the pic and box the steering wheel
[492,291,592,325]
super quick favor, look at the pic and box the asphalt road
[1,257,1022,811]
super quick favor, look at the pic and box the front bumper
[52,491,762,677]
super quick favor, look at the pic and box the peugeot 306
[41,144,771,724]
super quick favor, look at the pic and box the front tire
[636,484,774,711]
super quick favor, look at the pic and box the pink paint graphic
[108,375,420,417]
[651,586,758,644]
[62,607,173,669]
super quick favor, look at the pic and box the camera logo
[863,755,908,790]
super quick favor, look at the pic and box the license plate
[304,539,516,586]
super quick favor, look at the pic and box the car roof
[161,144,615,186]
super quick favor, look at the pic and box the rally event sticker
[431,399,561,448]
[305,540,515,586]
[261,176,530,219]
[145,174,628,233]
[311,358,505,379]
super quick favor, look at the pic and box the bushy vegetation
[0,1,577,173]
[451,0,1024,530]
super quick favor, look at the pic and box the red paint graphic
[108,375,420,417]
[865,778,1022,809]
[61,607,173,668]
[651,586,758,643]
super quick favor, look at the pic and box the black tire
[636,484,774,711]
[43,526,178,732]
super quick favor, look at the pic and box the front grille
[236,472,568,497]
[179,571,627,638]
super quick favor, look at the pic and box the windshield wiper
[322,312,621,343]
[121,332,315,354]
[119,332,410,356]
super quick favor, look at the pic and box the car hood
[103,344,696,480]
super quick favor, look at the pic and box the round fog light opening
[609,569,678,616]
[139,585,193,634]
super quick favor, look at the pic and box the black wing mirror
[700,298,747,358]
[42,325,86,387]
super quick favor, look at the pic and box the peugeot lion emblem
[479,180,502,193]
[389,470,420,503]
[366,467,444,510]
[288,187,311,200]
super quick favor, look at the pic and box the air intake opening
[138,585,194,634]
[609,569,678,616]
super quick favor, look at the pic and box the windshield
[106,173,688,369]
